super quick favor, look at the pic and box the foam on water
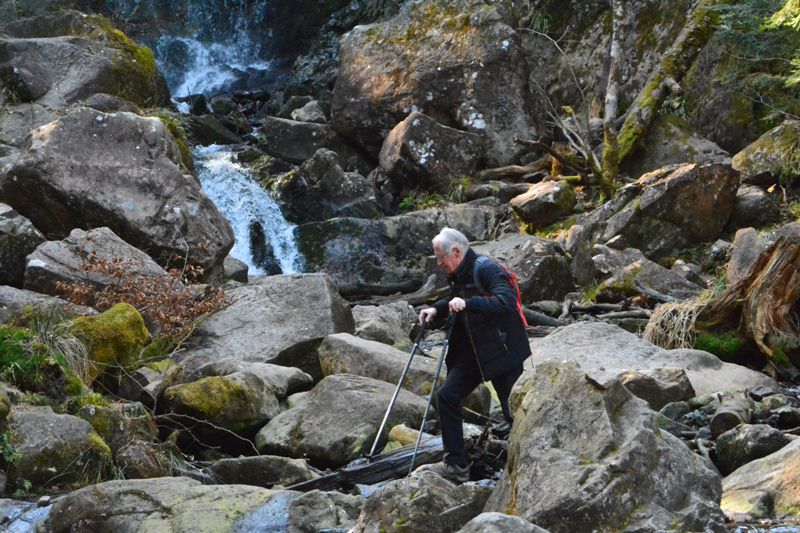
[193,145,303,275]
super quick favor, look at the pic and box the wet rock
[177,274,354,379]
[0,203,44,287]
[351,470,492,532]
[457,512,551,533]
[378,111,484,193]
[715,424,791,476]
[509,181,576,229]
[181,114,243,145]
[722,438,800,520]
[8,405,111,491]
[353,300,416,349]
[38,477,289,533]
[0,285,95,323]
[488,362,726,532]
[24,227,172,302]
[3,108,234,277]
[208,455,317,488]
[255,374,428,468]
[286,489,364,532]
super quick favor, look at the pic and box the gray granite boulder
[509,181,576,229]
[457,513,551,533]
[0,285,95,323]
[208,455,318,488]
[487,362,726,533]
[255,373,428,467]
[353,300,416,349]
[2,108,233,277]
[714,424,792,476]
[177,274,354,379]
[286,489,364,533]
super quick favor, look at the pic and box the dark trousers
[437,358,523,466]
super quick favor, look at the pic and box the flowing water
[194,145,303,275]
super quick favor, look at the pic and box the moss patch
[156,113,195,173]
[69,303,149,382]
[694,331,747,362]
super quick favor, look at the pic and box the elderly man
[419,227,531,483]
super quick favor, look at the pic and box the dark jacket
[433,248,531,380]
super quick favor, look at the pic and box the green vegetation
[0,431,21,466]
[398,191,444,211]
[85,15,163,107]
[156,114,195,173]
[694,331,748,361]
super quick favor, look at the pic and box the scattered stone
[286,489,364,532]
[290,100,327,123]
[0,285,96,323]
[509,181,576,229]
[457,512,551,533]
[726,185,782,232]
[256,116,349,163]
[715,424,791,476]
[0,203,44,287]
[353,301,416,349]
[223,256,249,283]
[208,455,318,488]
[116,441,171,479]
[77,401,159,455]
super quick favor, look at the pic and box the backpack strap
[473,254,528,327]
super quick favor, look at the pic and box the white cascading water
[194,145,303,275]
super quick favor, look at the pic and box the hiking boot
[416,461,470,483]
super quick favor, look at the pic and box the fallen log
[285,437,447,492]
[476,157,550,182]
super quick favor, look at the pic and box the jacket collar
[451,247,478,284]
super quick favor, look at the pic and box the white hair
[432,227,470,255]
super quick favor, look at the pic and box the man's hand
[448,297,465,313]
[419,308,437,324]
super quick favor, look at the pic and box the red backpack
[473,255,528,327]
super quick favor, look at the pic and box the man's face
[434,243,462,274]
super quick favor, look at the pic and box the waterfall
[109,0,275,97]
[194,145,303,276]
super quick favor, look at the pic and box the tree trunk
[601,0,625,192]
[700,236,800,380]
[616,0,719,166]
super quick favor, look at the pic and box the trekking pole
[409,313,457,474]
[367,322,429,459]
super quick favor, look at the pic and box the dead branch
[514,139,592,179]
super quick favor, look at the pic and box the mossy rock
[694,331,750,364]
[69,303,149,382]
[732,120,800,186]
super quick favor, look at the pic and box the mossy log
[616,0,719,165]
[699,236,800,380]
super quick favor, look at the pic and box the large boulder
[332,0,539,166]
[378,111,484,192]
[2,108,233,277]
[23,227,171,299]
[270,148,381,225]
[297,202,513,291]
[176,274,354,379]
[565,163,739,282]
[0,203,43,287]
[76,401,159,456]
[38,478,296,533]
[600,163,740,258]
[0,11,170,108]
[191,359,314,399]
[487,362,726,533]
[255,373,428,467]
[352,470,492,532]
[732,120,800,183]
[721,438,800,520]
[714,424,792,476]
[513,322,776,408]
[473,233,575,303]
[7,405,112,491]
[725,185,782,232]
